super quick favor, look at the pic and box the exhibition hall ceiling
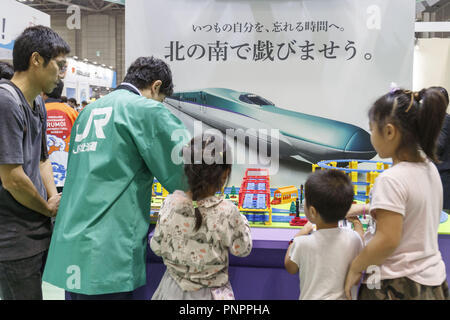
[16,0,449,18]
[417,0,449,15]
[16,0,124,13]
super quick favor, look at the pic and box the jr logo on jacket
[73,107,112,154]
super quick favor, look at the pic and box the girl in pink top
[345,88,449,300]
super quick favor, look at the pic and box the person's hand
[295,222,314,237]
[303,222,314,234]
[346,204,366,218]
[347,216,365,240]
[344,264,363,300]
[347,216,362,227]
[47,193,61,217]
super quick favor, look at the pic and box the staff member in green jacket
[43,56,189,300]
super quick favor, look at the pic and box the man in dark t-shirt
[0,26,70,300]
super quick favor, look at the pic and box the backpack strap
[0,83,22,106]
[0,82,44,121]
[0,82,49,160]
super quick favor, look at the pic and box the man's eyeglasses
[57,61,67,74]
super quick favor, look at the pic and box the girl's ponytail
[194,207,203,232]
[417,88,447,162]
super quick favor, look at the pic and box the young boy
[284,170,364,300]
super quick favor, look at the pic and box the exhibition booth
[63,57,116,103]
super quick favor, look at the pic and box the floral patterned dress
[150,190,252,300]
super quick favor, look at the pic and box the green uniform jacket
[43,89,189,295]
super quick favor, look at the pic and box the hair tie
[404,90,416,113]
[390,87,401,95]
[414,91,421,102]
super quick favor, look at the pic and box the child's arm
[149,222,162,257]
[149,199,168,257]
[346,203,369,218]
[149,216,164,257]
[344,209,403,300]
[284,246,299,275]
[347,216,365,242]
[284,222,314,275]
[294,222,314,238]
[228,207,253,258]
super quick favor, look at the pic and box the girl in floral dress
[151,134,252,300]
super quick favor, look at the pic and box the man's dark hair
[68,98,77,105]
[82,101,88,106]
[13,25,70,72]
[123,56,174,96]
[305,170,354,223]
[47,80,64,99]
[61,96,68,103]
[0,62,14,80]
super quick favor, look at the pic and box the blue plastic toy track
[317,159,393,173]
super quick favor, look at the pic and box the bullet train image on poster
[165,88,377,164]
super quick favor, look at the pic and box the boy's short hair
[123,56,174,96]
[305,170,354,223]
[0,62,14,80]
[13,25,70,72]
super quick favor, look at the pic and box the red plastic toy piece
[290,217,309,227]
[238,168,271,211]
[271,198,281,205]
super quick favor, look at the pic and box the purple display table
[134,227,450,300]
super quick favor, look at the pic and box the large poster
[126,0,415,186]
[0,0,50,60]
